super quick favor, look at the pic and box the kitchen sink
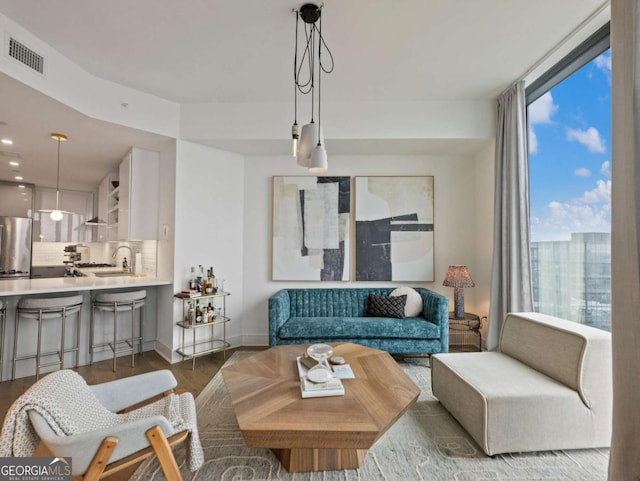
[93,270,136,277]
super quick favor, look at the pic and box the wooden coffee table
[221,342,420,472]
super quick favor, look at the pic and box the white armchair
[0,370,204,481]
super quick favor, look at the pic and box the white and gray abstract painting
[355,176,434,281]
[273,176,350,281]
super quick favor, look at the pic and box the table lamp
[442,265,475,319]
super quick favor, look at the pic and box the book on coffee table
[296,357,345,398]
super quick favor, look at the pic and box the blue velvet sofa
[269,287,449,355]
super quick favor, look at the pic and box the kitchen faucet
[111,245,133,272]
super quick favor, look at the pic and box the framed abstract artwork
[355,176,434,281]
[272,176,351,281]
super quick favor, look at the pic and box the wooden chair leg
[146,426,183,481]
[83,437,119,481]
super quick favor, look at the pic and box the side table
[448,312,482,352]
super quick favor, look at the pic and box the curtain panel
[608,0,640,478]
[487,81,534,350]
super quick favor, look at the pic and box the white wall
[155,139,178,359]
[241,153,494,346]
[168,140,245,360]
[471,140,496,342]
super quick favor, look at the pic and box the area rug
[131,352,609,481]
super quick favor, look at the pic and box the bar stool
[90,289,146,372]
[12,294,83,381]
[0,299,5,382]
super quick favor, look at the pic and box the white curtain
[608,1,640,478]
[487,81,534,350]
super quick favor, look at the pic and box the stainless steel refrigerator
[0,216,32,279]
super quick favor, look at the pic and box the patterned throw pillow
[367,294,407,319]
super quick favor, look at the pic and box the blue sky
[528,49,611,241]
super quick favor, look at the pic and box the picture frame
[272,176,351,281]
[354,176,434,281]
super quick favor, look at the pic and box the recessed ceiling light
[21,192,26,195]
[9,161,19,166]
[18,184,25,188]
[15,175,23,180]
[1,139,13,145]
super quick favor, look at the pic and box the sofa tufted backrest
[287,288,397,317]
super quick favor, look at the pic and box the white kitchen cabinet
[34,188,94,242]
[118,148,159,240]
[96,171,119,242]
[0,181,34,217]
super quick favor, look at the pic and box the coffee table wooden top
[221,343,420,450]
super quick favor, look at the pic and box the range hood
[83,217,107,226]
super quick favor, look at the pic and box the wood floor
[0,347,264,481]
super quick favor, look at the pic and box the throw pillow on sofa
[390,287,422,317]
[367,294,407,319]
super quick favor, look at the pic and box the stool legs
[0,307,5,383]
[113,303,118,372]
[13,305,81,381]
[91,294,145,373]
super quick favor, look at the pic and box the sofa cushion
[366,294,406,318]
[390,287,423,317]
[278,316,441,340]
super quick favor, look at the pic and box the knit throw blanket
[0,370,204,472]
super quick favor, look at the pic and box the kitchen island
[0,269,172,381]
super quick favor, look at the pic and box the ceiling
[0,0,608,190]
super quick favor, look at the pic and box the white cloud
[528,92,557,155]
[600,160,610,177]
[532,180,611,241]
[574,168,591,177]
[529,92,558,125]
[581,179,611,204]
[528,125,538,154]
[566,126,606,153]
[594,52,611,73]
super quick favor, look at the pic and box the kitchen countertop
[0,267,171,296]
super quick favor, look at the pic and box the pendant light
[39,133,74,221]
[292,3,333,171]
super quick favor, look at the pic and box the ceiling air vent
[8,37,44,74]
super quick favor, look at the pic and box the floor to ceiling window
[527,24,611,331]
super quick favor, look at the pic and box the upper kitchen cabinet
[0,181,34,218]
[33,188,94,242]
[96,171,119,242]
[118,147,159,240]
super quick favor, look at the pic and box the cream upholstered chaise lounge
[431,312,612,456]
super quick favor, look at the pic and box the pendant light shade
[310,143,328,173]
[39,133,75,221]
[297,122,324,168]
[291,3,333,172]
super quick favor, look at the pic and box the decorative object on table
[296,356,344,398]
[305,343,335,383]
[272,176,350,281]
[38,133,75,221]
[290,3,334,172]
[355,176,434,281]
[442,265,475,319]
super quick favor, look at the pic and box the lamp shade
[310,144,328,172]
[442,265,475,288]
[297,122,324,168]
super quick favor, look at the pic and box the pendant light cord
[293,11,299,125]
[55,138,61,209]
[316,15,322,146]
